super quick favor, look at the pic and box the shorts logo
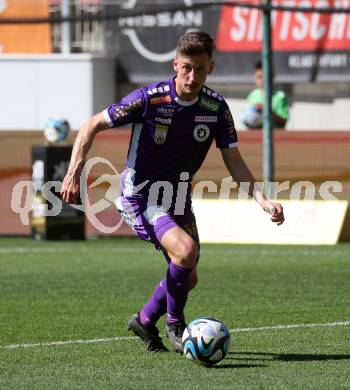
[195,116,217,123]
[199,96,220,113]
[154,124,169,144]
[150,95,171,105]
[116,197,137,228]
[120,209,136,227]
[193,124,210,142]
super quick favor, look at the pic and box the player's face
[173,53,214,101]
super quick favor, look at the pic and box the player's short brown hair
[176,31,215,59]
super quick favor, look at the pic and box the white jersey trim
[128,123,143,168]
[202,86,223,101]
[103,109,114,128]
[229,142,239,148]
[174,96,198,106]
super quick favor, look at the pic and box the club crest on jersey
[193,124,210,142]
[154,124,168,144]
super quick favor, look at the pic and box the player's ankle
[166,314,185,326]
[139,310,155,328]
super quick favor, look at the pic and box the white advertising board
[193,199,349,245]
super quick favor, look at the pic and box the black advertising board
[31,145,85,240]
[104,0,350,83]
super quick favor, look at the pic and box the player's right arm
[61,88,147,203]
[61,112,109,203]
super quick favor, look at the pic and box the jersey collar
[169,76,199,107]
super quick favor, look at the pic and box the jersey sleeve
[215,100,239,149]
[102,87,147,128]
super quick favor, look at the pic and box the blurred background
[0,0,349,237]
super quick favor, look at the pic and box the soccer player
[241,60,289,129]
[61,31,285,354]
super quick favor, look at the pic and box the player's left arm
[220,147,285,225]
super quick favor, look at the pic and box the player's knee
[176,238,198,269]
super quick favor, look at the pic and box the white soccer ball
[241,105,263,128]
[182,317,231,366]
[44,118,70,144]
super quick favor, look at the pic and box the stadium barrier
[193,199,350,245]
[1,129,349,241]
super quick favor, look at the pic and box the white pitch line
[230,320,350,333]
[1,320,349,351]
[1,336,138,350]
[1,246,349,259]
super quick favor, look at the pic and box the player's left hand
[263,201,285,226]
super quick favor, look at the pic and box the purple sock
[166,262,192,325]
[140,279,167,326]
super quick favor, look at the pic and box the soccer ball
[240,105,263,128]
[44,118,70,144]
[182,317,231,366]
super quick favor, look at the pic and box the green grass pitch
[0,237,349,389]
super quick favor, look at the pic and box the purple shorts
[115,193,199,251]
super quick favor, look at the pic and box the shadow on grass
[210,363,267,369]
[230,351,350,362]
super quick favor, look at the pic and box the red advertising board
[217,0,350,52]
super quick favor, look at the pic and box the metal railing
[49,0,105,54]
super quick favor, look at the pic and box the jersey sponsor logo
[119,1,202,63]
[193,124,210,143]
[114,98,142,120]
[157,106,175,116]
[195,115,217,123]
[155,117,172,125]
[114,107,126,120]
[199,96,220,113]
[224,109,236,137]
[154,124,169,144]
[150,95,171,105]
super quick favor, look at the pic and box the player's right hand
[60,173,80,204]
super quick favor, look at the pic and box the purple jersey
[103,77,238,191]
